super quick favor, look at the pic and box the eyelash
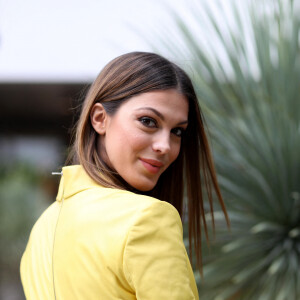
[138,117,185,138]
[171,127,185,137]
[138,117,157,128]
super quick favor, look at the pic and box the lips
[140,158,164,174]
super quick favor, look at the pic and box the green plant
[0,164,49,282]
[158,0,300,299]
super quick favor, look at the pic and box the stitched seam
[122,200,175,289]
[122,200,156,289]
[52,189,64,299]
[122,215,137,288]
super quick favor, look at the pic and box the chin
[130,179,158,192]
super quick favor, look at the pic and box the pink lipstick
[140,158,163,174]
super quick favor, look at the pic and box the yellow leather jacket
[21,165,199,299]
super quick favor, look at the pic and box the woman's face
[92,89,189,191]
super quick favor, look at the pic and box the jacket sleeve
[123,200,199,300]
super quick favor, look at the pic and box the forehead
[119,89,189,119]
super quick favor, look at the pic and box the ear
[90,103,108,135]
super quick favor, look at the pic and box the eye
[171,127,185,137]
[138,117,157,128]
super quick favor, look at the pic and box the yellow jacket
[21,165,199,299]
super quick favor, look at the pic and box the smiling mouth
[140,158,163,174]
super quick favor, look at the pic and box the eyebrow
[135,107,188,125]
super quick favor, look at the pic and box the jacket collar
[56,165,100,202]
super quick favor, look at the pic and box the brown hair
[69,52,229,274]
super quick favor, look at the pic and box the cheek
[107,128,149,163]
[122,127,150,150]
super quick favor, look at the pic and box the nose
[152,132,171,154]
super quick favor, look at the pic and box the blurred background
[0,0,299,299]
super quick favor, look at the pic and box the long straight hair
[69,52,229,275]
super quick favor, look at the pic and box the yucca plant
[155,0,300,299]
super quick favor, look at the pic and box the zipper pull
[51,171,63,176]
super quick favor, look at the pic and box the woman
[21,52,229,299]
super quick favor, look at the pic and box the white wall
[0,0,193,82]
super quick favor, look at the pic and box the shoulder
[69,186,182,235]
[122,193,191,298]
[98,189,183,239]
[129,198,183,239]
[86,186,180,219]
[121,192,184,246]
[109,190,182,227]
